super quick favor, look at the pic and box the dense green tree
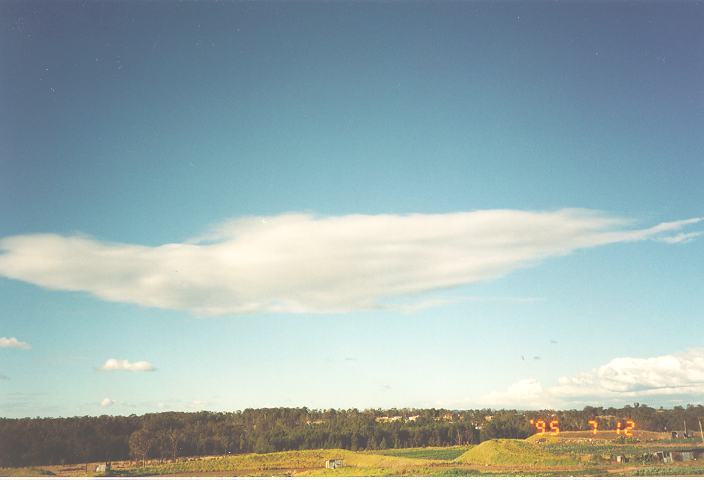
[2,405,703,468]
[129,429,153,466]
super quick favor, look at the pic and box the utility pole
[698,418,703,442]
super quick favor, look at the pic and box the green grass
[433,468,482,476]
[544,443,680,456]
[373,446,471,461]
[626,466,704,476]
[0,467,57,476]
[423,467,612,477]
[3,441,700,477]
[119,448,432,476]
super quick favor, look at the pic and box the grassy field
[526,430,672,443]
[373,446,470,461]
[2,431,703,477]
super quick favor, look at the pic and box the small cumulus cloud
[0,337,31,349]
[483,348,704,408]
[0,373,9,380]
[0,210,700,315]
[100,358,155,372]
[100,397,114,407]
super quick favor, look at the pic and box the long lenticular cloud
[0,209,700,315]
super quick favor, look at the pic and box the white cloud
[482,348,704,408]
[0,337,31,349]
[552,349,704,398]
[100,358,156,372]
[482,378,553,409]
[100,397,114,407]
[0,210,700,315]
[659,231,703,244]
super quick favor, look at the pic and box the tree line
[1,404,703,468]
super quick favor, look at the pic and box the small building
[325,459,343,469]
[681,451,695,461]
[653,451,671,463]
[95,462,111,474]
[615,455,628,463]
[407,415,420,422]
[672,430,690,439]
[305,419,326,425]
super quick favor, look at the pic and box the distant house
[305,419,326,425]
[407,415,420,422]
[375,416,402,423]
[652,449,704,463]
[325,459,343,469]
[672,431,690,439]
[95,462,111,474]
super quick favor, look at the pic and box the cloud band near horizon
[0,209,700,315]
[482,348,704,409]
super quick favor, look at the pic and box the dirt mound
[457,439,576,466]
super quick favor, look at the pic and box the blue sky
[0,1,703,418]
